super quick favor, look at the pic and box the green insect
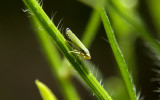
[66,28,91,59]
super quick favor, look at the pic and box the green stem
[31,17,80,100]
[107,3,138,84]
[81,10,101,48]
[96,3,137,100]
[107,2,160,56]
[23,0,112,99]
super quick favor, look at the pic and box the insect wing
[66,28,91,59]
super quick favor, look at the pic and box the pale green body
[66,28,91,59]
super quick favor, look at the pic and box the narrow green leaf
[108,2,138,83]
[35,80,57,100]
[96,2,137,100]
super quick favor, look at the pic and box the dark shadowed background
[0,0,159,100]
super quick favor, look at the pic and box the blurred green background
[0,0,159,100]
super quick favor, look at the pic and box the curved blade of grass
[108,3,138,84]
[35,80,57,100]
[95,2,137,100]
[31,17,80,100]
[81,10,101,48]
[23,0,112,99]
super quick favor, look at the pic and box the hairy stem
[96,2,137,100]
[31,17,80,100]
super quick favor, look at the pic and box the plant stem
[23,0,113,99]
[107,2,160,57]
[96,3,137,100]
[31,17,80,100]
[81,10,101,48]
[108,4,138,84]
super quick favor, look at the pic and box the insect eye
[66,28,70,32]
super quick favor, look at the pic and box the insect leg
[66,40,81,51]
